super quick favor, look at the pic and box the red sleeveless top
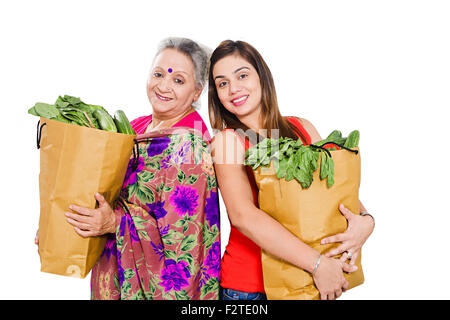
[220,117,312,293]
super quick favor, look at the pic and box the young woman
[209,40,374,300]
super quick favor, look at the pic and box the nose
[228,80,241,95]
[158,76,172,93]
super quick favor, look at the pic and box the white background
[1,0,449,299]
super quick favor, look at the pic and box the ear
[193,87,203,102]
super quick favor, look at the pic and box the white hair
[155,37,211,108]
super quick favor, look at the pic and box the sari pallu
[91,127,220,300]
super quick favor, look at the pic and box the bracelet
[360,211,375,227]
[312,254,322,276]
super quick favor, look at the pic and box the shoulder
[212,128,239,141]
[130,115,152,134]
[211,129,245,149]
[177,111,212,143]
[211,129,245,165]
[131,115,151,125]
[294,117,322,143]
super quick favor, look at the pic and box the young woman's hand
[65,193,116,237]
[321,204,375,265]
[313,254,355,300]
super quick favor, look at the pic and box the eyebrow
[214,66,250,81]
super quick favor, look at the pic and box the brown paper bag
[37,117,136,278]
[253,147,364,300]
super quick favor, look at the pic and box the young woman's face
[147,48,201,119]
[212,54,262,119]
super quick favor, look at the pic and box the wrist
[108,208,119,234]
[360,211,375,228]
[311,252,322,276]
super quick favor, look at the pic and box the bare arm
[212,130,320,272]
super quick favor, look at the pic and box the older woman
[64,37,220,300]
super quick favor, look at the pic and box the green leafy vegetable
[31,103,60,119]
[344,130,360,148]
[245,129,360,188]
[28,95,135,135]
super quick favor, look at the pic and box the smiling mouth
[156,92,173,101]
[231,95,249,106]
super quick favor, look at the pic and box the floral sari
[90,125,220,300]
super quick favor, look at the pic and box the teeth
[233,95,248,103]
[157,93,171,101]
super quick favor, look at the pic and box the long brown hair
[208,40,306,143]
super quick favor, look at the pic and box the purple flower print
[204,241,221,278]
[204,191,219,229]
[127,214,140,243]
[123,156,145,187]
[159,259,191,292]
[159,141,190,169]
[159,224,170,237]
[171,142,190,165]
[119,214,127,237]
[100,233,117,262]
[169,186,199,217]
[160,155,172,169]
[117,260,125,287]
[120,213,140,243]
[146,200,168,220]
[147,137,171,157]
[150,241,165,261]
[196,266,210,288]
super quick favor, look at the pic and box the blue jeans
[220,286,267,300]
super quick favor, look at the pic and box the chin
[232,105,258,119]
[151,100,175,114]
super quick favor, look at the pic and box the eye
[153,72,163,78]
[217,80,228,88]
[174,78,184,85]
[239,73,248,80]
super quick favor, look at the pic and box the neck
[150,106,194,130]
[237,109,262,133]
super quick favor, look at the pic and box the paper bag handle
[36,120,47,149]
[130,139,139,172]
[310,142,359,157]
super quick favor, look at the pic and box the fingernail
[69,205,73,210]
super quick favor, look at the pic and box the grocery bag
[37,117,136,278]
[254,147,364,299]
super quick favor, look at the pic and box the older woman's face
[147,48,201,119]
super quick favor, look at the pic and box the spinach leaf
[245,129,360,189]
[33,103,61,119]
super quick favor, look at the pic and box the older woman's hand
[65,193,116,237]
[321,204,374,265]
